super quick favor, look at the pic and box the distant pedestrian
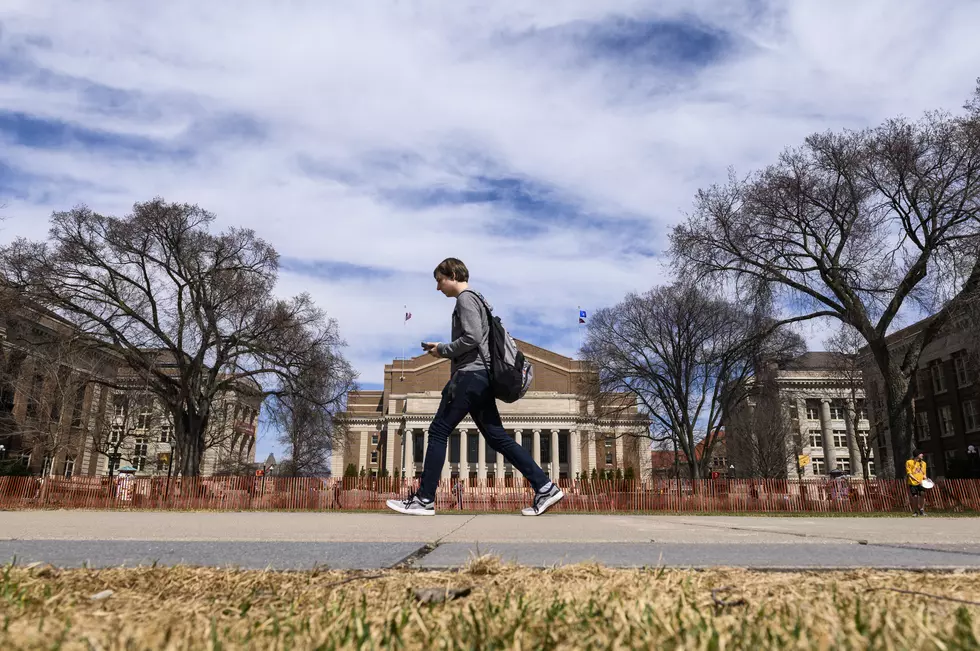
[907,452,927,516]
[387,258,562,516]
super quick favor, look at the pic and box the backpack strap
[458,289,493,373]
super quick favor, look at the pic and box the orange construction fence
[2,475,980,513]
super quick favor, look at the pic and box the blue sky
[2,1,980,463]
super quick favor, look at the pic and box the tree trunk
[869,341,914,478]
[177,410,208,476]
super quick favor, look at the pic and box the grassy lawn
[3,558,980,650]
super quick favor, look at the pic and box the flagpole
[401,304,406,381]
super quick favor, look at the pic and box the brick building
[335,340,652,482]
[860,313,979,479]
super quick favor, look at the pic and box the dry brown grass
[2,558,980,650]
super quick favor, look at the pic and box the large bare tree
[1,199,356,476]
[580,281,805,480]
[267,346,356,477]
[725,368,797,479]
[823,325,882,481]
[671,91,980,476]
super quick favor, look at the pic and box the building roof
[778,351,848,371]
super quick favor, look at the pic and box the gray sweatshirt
[436,289,491,375]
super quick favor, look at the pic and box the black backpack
[463,290,533,402]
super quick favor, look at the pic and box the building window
[938,406,955,438]
[856,406,868,421]
[809,430,822,448]
[830,405,846,420]
[370,450,378,464]
[944,449,959,473]
[26,373,44,418]
[916,372,928,397]
[832,430,847,449]
[42,454,53,477]
[71,384,87,427]
[916,412,931,441]
[160,421,174,444]
[806,404,820,420]
[963,400,979,433]
[371,433,379,445]
[108,454,121,474]
[931,362,947,394]
[955,356,972,387]
[133,437,148,471]
[63,456,75,478]
[136,405,152,432]
[810,458,825,475]
[868,460,875,476]
[837,458,850,474]
[604,440,614,465]
[858,431,870,450]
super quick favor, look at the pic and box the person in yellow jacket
[906,452,927,516]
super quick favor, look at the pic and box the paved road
[2,511,979,570]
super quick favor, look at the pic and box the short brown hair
[433,258,469,282]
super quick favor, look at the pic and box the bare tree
[1,199,357,476]
[89,384,157,479]
[268,347,356,477]
[823,325,884,481]
[580,281,805,480]
[725,369,796,478]
[671,91,980,476]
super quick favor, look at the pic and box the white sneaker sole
[385,499,435,516]
[522,489,564,516]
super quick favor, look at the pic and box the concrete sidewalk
[2,511,979,570]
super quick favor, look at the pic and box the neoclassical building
[727,353,874,479]
[334,340,652,482]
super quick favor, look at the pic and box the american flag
[405,310,412,322]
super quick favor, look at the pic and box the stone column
[404,428,414,476]
[795,397,809,478]
[550,429,561,478]
[615,431,624,471]
[514,429,524,451]
[569,429,581,480]
[533,429,542,465]
[477,431,487,480]
[587,429,597,472]
[385,422,398,475]
[637,430,652,482]
[441,430,453,481]
[358,431,368,472]
[423,429,429,463]
[845,399,862,476]
[820,399,837,473]
[496,431,506,481]
[459,428,469,480]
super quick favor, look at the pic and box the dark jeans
[419,370,549,501]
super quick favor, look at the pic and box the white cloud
[2,1,979,462]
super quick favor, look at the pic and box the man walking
[386,258,563,516]
[906,451,927,516]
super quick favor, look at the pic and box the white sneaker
[386,493,435,516]
[522,484,564,516]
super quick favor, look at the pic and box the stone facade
[336,340,652,482]
[727,353,874,479]
[0,301,260,477]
